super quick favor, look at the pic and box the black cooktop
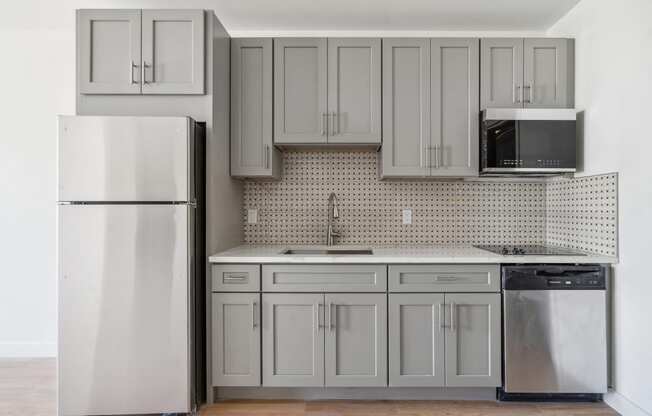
[474,245,587,256]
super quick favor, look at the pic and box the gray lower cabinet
[381,38,430,177]
[77,9,142,94]
[327,38,382,145]
[77,9,205,95]
[430,38,479,177]
[445,293,501,387]
[481,38,573,109]
[231,38,281,178]
[262,293,325,387]
[274,38,328,144]
[325,293,387,387]
[212,293,261,386]
[389,294,445,387]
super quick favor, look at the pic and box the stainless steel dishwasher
[501,265,607,400]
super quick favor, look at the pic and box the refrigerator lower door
[58,204,192,415]
[58,116,194,202]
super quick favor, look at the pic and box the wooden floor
[0,359,618,416]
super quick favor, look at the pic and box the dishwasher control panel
[503,265,606,290]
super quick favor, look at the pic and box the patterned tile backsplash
[243,151,618,256]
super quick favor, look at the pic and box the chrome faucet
[326,192,340,246]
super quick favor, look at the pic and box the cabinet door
[77,9,142,94]
[389,294,445,387]
[445,293,501,387]
[325,294,387,387]
[230,38,280,179]
[141,10,205,94]
[480,38,523,109]
[262,293,324,386]
[212,293,261,386]
[327,38,381,144]
[523,38,573,108]
[430,38,479,177]
[274,38,327,144]
[380,38,430,178]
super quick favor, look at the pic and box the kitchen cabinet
[274,38,328,144]
[388,264,500,293]
[381,38,479,178]
[231,38,281,179]
[324,293,387,387]
[480,38,573,109]
[77,10,142,94]
[444,293,501,387]
[381,38,430,177]
[262,264,387,292]
[140,10,205,94]
[78,9,204,95]
[262,293,325,387]
[389,293,445,387]
[389,292,501,388]
[212,293,261,386]
[430,38,479,176]
[274,38,381,145]
[327,38,382,144]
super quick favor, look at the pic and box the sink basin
[282,248,373,255]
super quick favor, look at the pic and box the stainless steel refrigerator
[57,116,205,415]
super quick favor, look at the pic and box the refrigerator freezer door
[58,116,194,202]
[58,204,191,415]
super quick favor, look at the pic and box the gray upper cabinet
[141,10,205,94]
[231,38,281,179]
[212,293,261,386]
[523,38,573,108]
[481,38,574,109]
[274,38,328,144]
[445,293,501,387]
[324,293,387,387]
[389,293,445,387]
[381,38,430,177]
[262,293,324,387]
[77,9,205,95]
[480,38,523,109]
[327,39,381,144]
[78,10,142,94]
[430,38,479,177]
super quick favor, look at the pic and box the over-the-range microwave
[480,108,577,175]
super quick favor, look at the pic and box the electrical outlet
[247,209,258,224]
[402,209,412,225]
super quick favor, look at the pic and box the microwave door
[485,120,518,169]
[518,120,576,170]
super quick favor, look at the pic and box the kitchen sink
[282,248,373,255]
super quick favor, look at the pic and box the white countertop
[209,244,618,264]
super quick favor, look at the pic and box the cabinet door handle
[264,145,270,169]
[318,304,324,328]
[524,85,532,103]
[321,113,326,136]
[142,61,151,84]
[252,301,257,329]
[330,111,336,136]
[450,302,456,331]
[130,61,139,84]
[438,303,444,331]
[435,145,441,169]
[514,85,521,104]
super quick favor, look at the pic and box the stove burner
[475,245,586,256]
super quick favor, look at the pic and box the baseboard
[0,342,56,358]
[604,389,651,416]
[215,387,496,401]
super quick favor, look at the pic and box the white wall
[549,0,652,414]
[0,0,237,358]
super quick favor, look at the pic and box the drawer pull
[436,275,459,282]
[223,273,248,283]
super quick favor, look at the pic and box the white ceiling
[213,0,582,36]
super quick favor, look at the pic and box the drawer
[262,265,387,292]
[212,264,260,292]
[389,264,500,293]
